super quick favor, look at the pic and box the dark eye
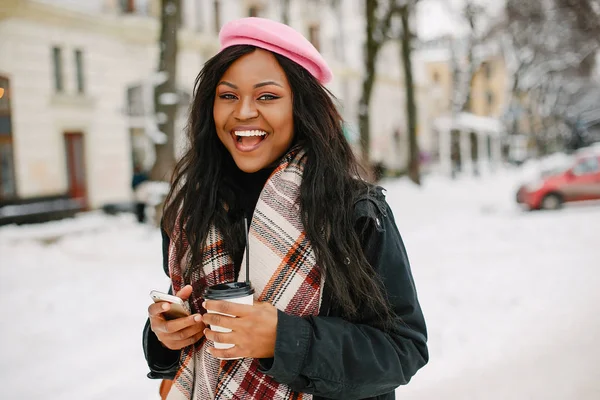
[219,94,237,100]
[258,94,279,101]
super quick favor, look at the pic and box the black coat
[143,187,428,400]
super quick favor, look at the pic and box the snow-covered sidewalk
[390,174,600,399]
[1,170,598,399]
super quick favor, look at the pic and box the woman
[143,17,428,400]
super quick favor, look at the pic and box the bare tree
[359,0,395,165]
[497,0,600,153]
[435,0,488,114]
[281,0,291,24]
[395,1,420,184]
[150,0,180,182]
[555,0,600,44]
[459,1,486,112]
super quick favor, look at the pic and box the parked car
[516,150,600,210]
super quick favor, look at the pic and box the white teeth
[234,130,267,137]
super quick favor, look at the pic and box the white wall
[0,2,214,207]
[1,0,430,208]
[0,18,132,206]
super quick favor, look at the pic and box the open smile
[231,129,269,152]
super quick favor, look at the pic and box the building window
[52,46,64,92]
[0,81,8,112]
[119,0,151,15]
[0,77,16,199]
[0,113,9,135]
[120,0,136,13]
[130,127,151,171]
[486,91,494,110]
[483,62,492,80]
[126,85,145,117]
[214,0,221,34]
[74,49,85,94]
[0,142,16,199]
[308,24,321,51]
[248,6,259,17]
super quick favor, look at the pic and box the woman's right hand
[148,285,206,350]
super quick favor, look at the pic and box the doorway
[64,132,87,206]
[450,129,462,173]
[0,75,17,200]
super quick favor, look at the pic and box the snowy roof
[434,112,505,136]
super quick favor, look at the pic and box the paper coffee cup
[204,282,254,359]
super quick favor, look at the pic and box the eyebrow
[218,80,283,89]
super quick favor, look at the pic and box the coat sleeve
[258,199,428,399]
[143,228,181,379]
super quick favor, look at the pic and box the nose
[234,96,259,120]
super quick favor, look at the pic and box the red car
[517,151,600,210]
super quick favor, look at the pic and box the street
[1,170,599,399]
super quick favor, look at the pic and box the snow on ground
[390,171,600,399]
[1,168,599,400]
[0,214,168,399]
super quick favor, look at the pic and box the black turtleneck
[232,166,276,224]
[228,166,275,274]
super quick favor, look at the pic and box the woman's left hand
[202,300,278,359]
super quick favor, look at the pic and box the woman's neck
[231,166,274,219]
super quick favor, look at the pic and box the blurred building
[0,0,416,214]
[415,35,509,176]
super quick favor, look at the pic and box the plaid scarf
[166,148,322,400]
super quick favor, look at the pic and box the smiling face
[213,49,294,173]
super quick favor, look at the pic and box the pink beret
[219,17,333,85]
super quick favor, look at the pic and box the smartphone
[150,290,191,320]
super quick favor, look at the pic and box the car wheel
[540,193,563,210]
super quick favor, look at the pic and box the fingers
[203,327,236,346]
[156,313,203,334]
[149,312,206,351]
[202,312,243,331]
[148,301,171,317]
[175,285,193,301]
[187,330,205,346]
[171,321,205,342]
[203,300,253,318]
[208,347,238,360]
[163,328,206,351]
[204,328,241,359]
[203,301,278,359]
